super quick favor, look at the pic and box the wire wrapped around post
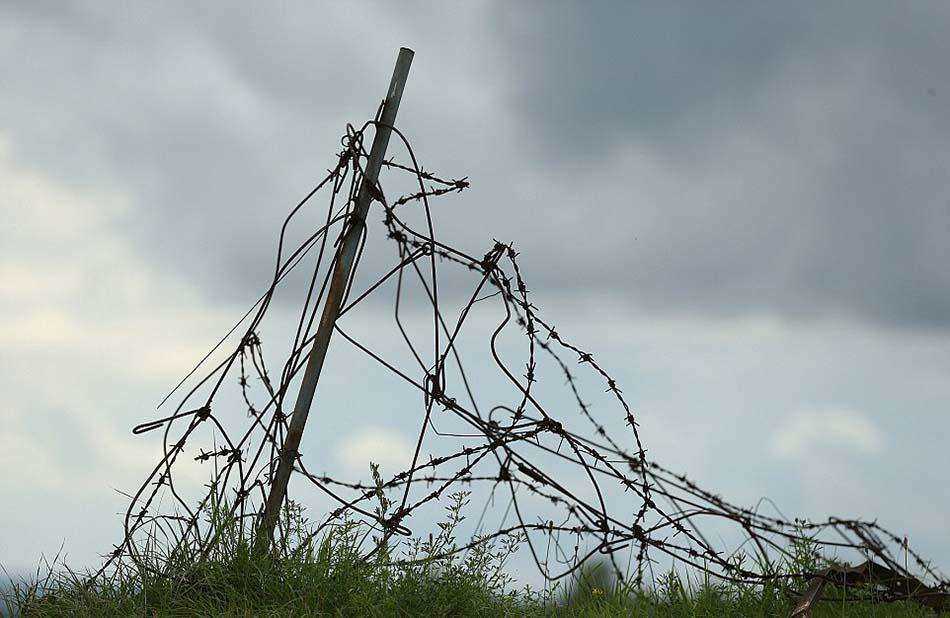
[96,60,948,614]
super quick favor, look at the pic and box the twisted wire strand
[96,120,948,607]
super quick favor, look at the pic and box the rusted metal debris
[791,559,950,617]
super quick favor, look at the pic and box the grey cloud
[0,2,513,305]
[495,3,950,328]
[1,2,404,300]
[3,2,949,330]
[496,3,949,155]
[496,4,820,153]
[3,3,950,576]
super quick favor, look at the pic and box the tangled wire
[98,114,948,611]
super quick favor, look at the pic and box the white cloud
[335,426,414,477]
[0,132,230,371]
[0,135,232,570]
[771,407,885,459]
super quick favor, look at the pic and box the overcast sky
[2,2,949,578]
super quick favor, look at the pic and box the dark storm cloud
[0,2,509,302]
[494,3,950,328]
[497,4,948,154]
[2,3,398,291]
[496,4,820,152]
[3,2,949,327]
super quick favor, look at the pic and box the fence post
[254,47,414,555]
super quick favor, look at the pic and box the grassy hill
[4,502,944,617]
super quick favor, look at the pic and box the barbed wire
[96,118,948,610]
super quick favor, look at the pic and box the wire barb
[95,119,948,613]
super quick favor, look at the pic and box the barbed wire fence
[93,50,947,614]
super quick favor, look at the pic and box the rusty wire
[96,118,948,610]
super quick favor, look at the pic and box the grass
[4,492,945,617]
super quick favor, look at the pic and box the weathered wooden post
[254,47,414,554]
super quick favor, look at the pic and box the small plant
[4,498,945,617]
